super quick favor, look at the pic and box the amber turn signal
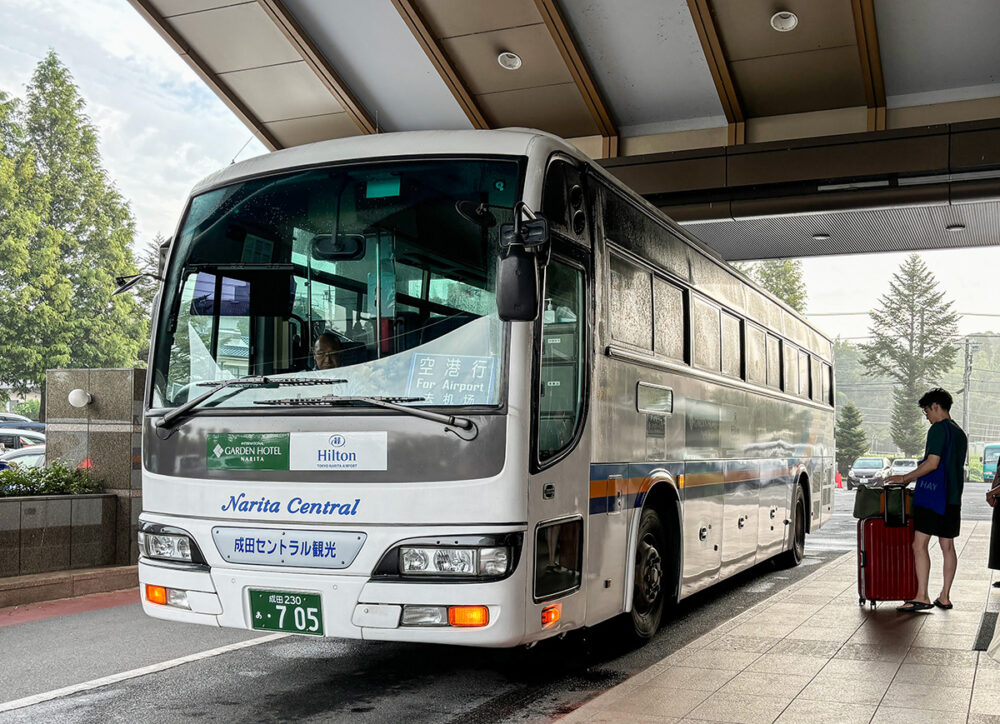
[448,605,489,627]
[146,584,167,605]
[541,603,561,627]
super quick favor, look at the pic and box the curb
[0,566,138,609]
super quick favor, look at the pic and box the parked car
[847,456,892,489]
[0,428,45,454]
[0,444,45,471]
[0,412,31,424]
[890,458,919,477]
[0,420,45,432]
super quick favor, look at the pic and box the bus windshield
[986,447,1000,465]
[151,158,520,410]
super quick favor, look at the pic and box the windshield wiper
[255,394,475,433]
[157,376,346,431]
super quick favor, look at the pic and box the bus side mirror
[497,249,539,322]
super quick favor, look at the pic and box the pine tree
[835,401,868,476]
[859,254,959,455]
[733,259,807,312]
[0,52,147,401]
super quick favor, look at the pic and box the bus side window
[822,363,833,405]
[653,277,684,361]
[609,254,652,349]
[692,296,721,372]
[537,260,585,463]
[783,341,798,395]
[746,324,766,385]
[721,312,741,378]
[766,334,781,389]
[798,350,810,397]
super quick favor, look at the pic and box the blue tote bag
[913,422,952,515]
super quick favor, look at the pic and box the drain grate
[974,611,998,651]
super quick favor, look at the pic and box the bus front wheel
[629,508,667,639]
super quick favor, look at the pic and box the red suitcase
[858,486,917,608]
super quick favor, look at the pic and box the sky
[0,0,997,342]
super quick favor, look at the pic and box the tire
[627,508,668,639]
[779,483,806,568]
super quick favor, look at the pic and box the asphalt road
[1,484,993,723]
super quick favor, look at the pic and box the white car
[890,458,919,476]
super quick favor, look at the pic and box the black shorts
[913,503,961,539]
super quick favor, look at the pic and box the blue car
[0,421,45,432]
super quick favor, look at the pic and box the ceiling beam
[257,0,376,134]
[533,0,619,157]
[686,0,744,142]
[391,0,489,130]
[126,0,281,151]
[851,0,887,132]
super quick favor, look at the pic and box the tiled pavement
[561,520,1000,724]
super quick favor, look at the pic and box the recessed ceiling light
[497,51,522,71]
[770,11,798,32]
[812,233,830,240]
[946,223,966,231]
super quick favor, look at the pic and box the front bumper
[137,515,534,648]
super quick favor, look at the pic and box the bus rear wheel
[779,483,806,567]
[628,508,667,639]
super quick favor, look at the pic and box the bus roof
[191,128,570,197]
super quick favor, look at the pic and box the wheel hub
[636,537,662,608]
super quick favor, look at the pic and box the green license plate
[249,590,324,636]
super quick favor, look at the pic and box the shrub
[0,462,103,497]
[969,455,983,483]
[13,399,41,420]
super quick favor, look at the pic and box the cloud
[0,0,266,243]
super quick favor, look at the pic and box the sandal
[896,600,934,612]
[933,598,953,609]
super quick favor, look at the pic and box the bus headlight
[139,530,193,561]
[376,534,521,580]
[138,522,206,564]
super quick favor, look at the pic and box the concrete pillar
[45,368,145,565]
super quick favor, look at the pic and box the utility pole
[959,337,980,465]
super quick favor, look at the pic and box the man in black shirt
[886,388,967,612]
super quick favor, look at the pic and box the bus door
[530,251,592,627]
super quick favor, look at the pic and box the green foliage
[835,401,869,476]
[733,259,807,313]
[13,399,40,420]
[859,254,959,455]
[0,51,148,403]
[969,455,983,483]
[0,461,102,497]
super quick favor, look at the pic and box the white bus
[136,129,834,647]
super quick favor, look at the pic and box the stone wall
[0,494,117,576]
[45,368,145,565]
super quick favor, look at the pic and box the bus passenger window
[692,297,721,372]
[746,324,766,385]
[610,254,651,349]
[721,312,741,378]
[798,350,810,397]
[537,260,585,463]
[766,334,781,389]
[653,278,684,361]
[823,363,833,405]
[783,342,798,395]
[810,357,823,402]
